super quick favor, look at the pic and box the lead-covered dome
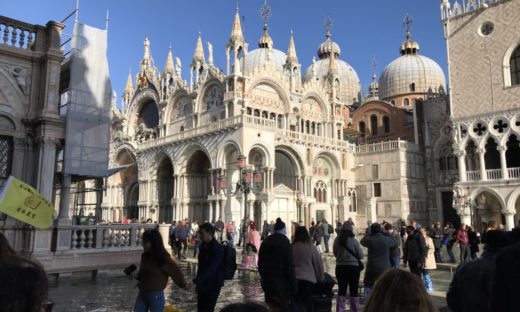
[379,32,446,100]
[303,32,361,105]
[241,24,287,75]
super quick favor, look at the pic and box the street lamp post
[218,154,263,223]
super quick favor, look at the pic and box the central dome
[241,24,287,75]
[303,32,361,105]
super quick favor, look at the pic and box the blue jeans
[391,255,401,268]
[422,269,433,293]
[323,235,330,252]
[134,290,165,312]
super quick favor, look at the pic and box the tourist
[134,229,187,312]
[168,221,177,255]
[443,222,456,263]
[333,221,364,312]
[313,220,324,254]
[404,225,427,277]
[173,220,189,259]
[335,221,342,235]
[0,254,52,312]
[214,216,225,243]
[220,302,270,312]
[189,219,199,242]
[309,221,316,241]
[258,218,297,312]
[447,230,509,312]
[383,223,401,268]
[243,222,261,268]
[420,227,436,293]
[429,222,443,263]
[481,221,496,244]
[268,220,275,236]
[193,222,225,312]
[409,218,422,230]
[363,269,437,312]
[192,220,200,258]
[456,224,470,264]
[226,220,237,246]
[261,220,269,240]
[292,226,324,312]
[322,219,333,253]
[468,226,480,260]
[360,223,396,299]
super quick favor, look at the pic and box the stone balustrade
[69,224,154,250]
[508,167,520,179]
[486,169,502,180]
[354,139,415,154]
[0,16,37,49]
[466,170,481,181]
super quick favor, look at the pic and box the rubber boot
[243,256,250,268]
[336,295,346,312]
[349,297,360,312]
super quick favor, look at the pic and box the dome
[242,48,287,75]
[317,32,341,59]
[379,33,446,100]
[303,58,361,105]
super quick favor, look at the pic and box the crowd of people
[2,216,520,312]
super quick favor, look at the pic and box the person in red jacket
[455,224,470,264]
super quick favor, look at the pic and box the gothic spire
[165,45,175,75]
[228,6,244,48]
[124,70,134,94]
[192,32,205,67]
[286,30,298,64]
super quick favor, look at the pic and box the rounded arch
[301,92,330,120]
[247,143,271,169]
[217,140,243,168]
[502,41,520,87]
[166,89,188,122]
[433,135,454,158]
[470,186,506,212]
[314,151,341,178]
[274,145,305,175]
[182,143,212,168]
[507,187,520,214]
[274,149,299,190]
[127,91,161,132]
[197,79,224,113]
[246,77,292,113]
[153,151,174,172]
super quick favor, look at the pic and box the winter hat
[342,221,353,231]
[274,218,286,233]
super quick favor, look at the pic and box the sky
[3,0,448,101]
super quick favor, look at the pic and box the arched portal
[138,100,159,128]
[186,150,211,222]
[472,190,504,232]
[114,148,138,221]
[157,156,174,223]
[274,150,297,190]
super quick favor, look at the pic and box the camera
[124,264,137,276]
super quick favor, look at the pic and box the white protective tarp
[64,23,112,177]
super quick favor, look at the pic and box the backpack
[327,224,334,234]
[221,241,237,280]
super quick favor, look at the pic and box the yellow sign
[0,176,55,229]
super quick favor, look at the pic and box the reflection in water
[49,256,451,311]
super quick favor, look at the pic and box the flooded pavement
[49,248,454,311]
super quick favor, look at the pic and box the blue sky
[4,0,448,101]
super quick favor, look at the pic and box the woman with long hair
[134,229,187,312]
[333,222,364,312]
[292,226,324,311]
[243,222,261,268]
[364,269,437,312]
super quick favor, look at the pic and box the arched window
[359,121,366,136]
[314,182,327,203]
[383,116,390,133]
[404,98,410,107]
[484,137,501,170]
[506,134,520,168]
[370,115,378,136]
[138,101,159,128]
[510,46,520,86]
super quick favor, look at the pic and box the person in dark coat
[193,223,225,312]
[258,218,297,312]
[429,222,443,263]
[384,223,401,268]
[467,226,480,260]
[487,229,520,312]
[403,225,427,277]
[447,230,509,312]
[313,221,324,254]
[360,223,396,300]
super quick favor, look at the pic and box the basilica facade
[95,8,455,234]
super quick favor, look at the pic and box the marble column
[457,150,467,182]
[478,148,487,181]
[209,201,214,223]
[36,137,58,202]
[498,146,508,180]
[504,212,515,231]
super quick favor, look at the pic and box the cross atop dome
[403,14,414,35]
[259,0,272,25]
[323,15,333,37]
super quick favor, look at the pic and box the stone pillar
[214,201,220,221]
[457,150,467,182]
[478,148,487,181]
[368,197,377,223]
[220,199,227,221]
[498,146,508,180]
[261,200,267,224]
[158,224,171,249]
[504,212,515,231]
[58,174,72,223]
[248,199,255,222]
[209,202,214,223]
[36,138,58,202]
